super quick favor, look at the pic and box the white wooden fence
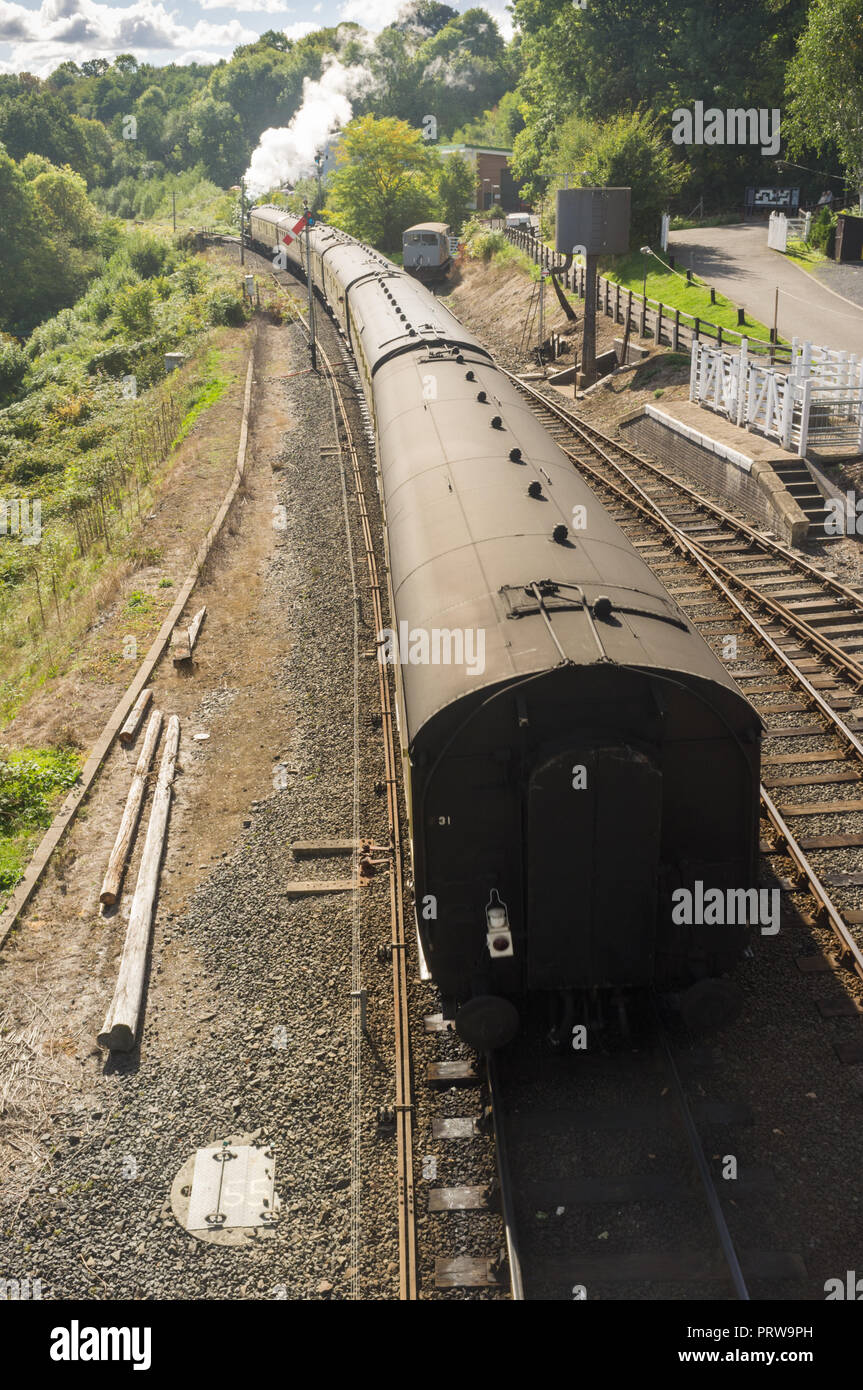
[767,211,812,251]
[690,338,863,453]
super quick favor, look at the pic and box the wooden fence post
[673,309,680,352]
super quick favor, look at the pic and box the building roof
[404,223,450,234]
[438,145,514,158]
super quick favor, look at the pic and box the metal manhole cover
[170,1132,281,1245]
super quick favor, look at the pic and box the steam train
[248,204,762,1049]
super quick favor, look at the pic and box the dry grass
[0,995,67,1218]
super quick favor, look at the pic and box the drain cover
[171,1133,281,1245]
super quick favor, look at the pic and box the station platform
[618,400,830,544]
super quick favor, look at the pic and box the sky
[0,0,515,75]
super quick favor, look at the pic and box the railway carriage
[247,203,762,1048]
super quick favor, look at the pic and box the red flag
[282,213,309,244]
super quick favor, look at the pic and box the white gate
[690,339,863,453]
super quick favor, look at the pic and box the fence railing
[504,227,791,362]
[690,340,863,453]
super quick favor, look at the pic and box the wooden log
[98,715,180,1052]
[187,605,207,653]
[118,688,152,745]
[99,709,163,906]
[171,628,191,664]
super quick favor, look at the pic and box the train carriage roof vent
[528,481,543,499]
[552,523,569,544]
[476,390,487,403]
[509,447,523,462]
[593,595,614,620]
[491,415,503,429]
[465,370,475,381]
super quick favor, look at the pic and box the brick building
[437,145,526,212]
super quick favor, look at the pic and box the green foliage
[808,206,837,253]
[0,745,81,892]
[205,290,246,327]
[0,151,81,336]
[785,0,863,203]
[452,90,525,147]
[125,231,171,279]
[0,338,28,399]
[436,152,475,232]
[324,115,438,251]
[511,0,811,208]
[571,110,684,248]
[115,283,156,335]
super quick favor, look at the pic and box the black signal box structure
[555,187,631,256]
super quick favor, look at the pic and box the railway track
[504,372,863,1005]
[265,265,420,1299]
[486,1001,782,1301]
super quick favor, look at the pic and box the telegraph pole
[239,178,245,266]
[304,199,317,372]
[581,253,598,385]
[314,152,323,212]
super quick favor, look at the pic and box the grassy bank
[603,250,777,343]
[0,745,82,903]
[0,229,252,724]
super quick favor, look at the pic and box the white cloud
[483,2,514,40]
[337,0,405,30]
[197,0,294,11]
[282,20,317,38]
[0,0,258,73]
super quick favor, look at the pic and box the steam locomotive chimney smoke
[244,58,372,196]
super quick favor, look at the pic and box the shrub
[205,290,246,326]
[809,207,837,253]
[116,283,156,335]
[125,232,170,279]
[0,338,28,397]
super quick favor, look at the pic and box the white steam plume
[244,58,372,196]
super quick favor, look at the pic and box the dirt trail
[0,324,291,1210]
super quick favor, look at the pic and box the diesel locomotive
[249,204,762,1049]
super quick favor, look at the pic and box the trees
[511,0,811,203]
[186,96,246,185]
[453,91,525,148]
[324,115,437,250]
[565,111,684,248]
[436,152,475,231]
[0,150,69,334]
[785,0,863,207]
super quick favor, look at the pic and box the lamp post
[304,198,317,372]
[640,245,651,337]
[313,151,323,211]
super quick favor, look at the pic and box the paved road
[669,223,863,355]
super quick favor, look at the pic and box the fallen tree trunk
[187,605,206,652]
[99,709,163,907]
[118,688,153,745]
[98,715,180,1052]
